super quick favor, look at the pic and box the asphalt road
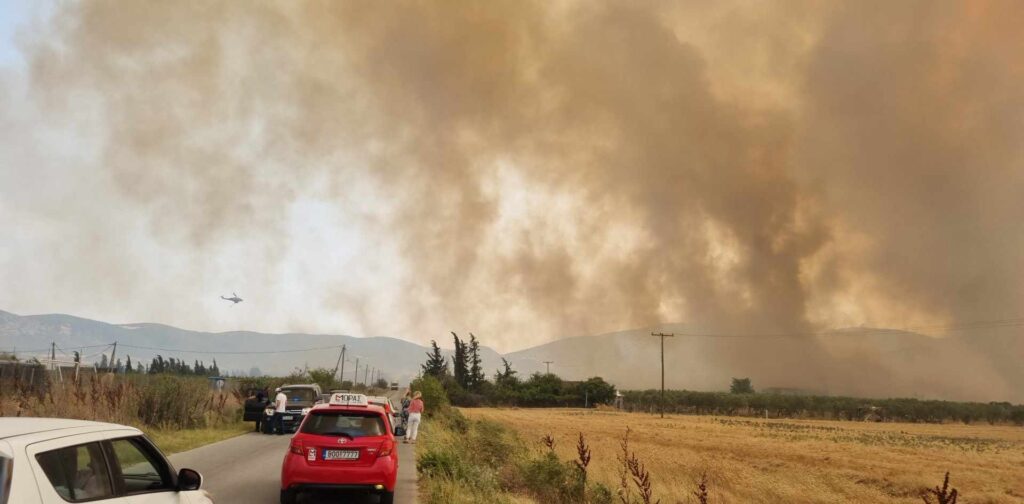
[168,430,418,504]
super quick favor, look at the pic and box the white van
[0,418,211,504]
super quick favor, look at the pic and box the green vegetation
[140,355,220,376]
[232,369,386,398]
[1,372,239,433]
[421,332,617,408]
[729,377,754,394]
[146,422,251,455]
[415,399,616,503]
[623,389,1024,424]
[415,382,734,504]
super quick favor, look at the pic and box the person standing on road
[400,390,411,429]
[274,387,288,435]
[246,390,268,432]
[404,391,424,444]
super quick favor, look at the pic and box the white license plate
[323,449,360,460]
[282,416,293,421]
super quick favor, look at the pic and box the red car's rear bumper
[281,452,398,493]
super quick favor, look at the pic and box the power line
[11,343,112,354]
[116,343,344,355]
[669,317,1024,339]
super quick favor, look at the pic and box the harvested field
[463,408,1024,503]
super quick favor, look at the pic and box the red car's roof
[309,403,387,414]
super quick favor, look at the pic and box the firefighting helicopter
[220,292,243,304]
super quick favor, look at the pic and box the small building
[207,376,227,391]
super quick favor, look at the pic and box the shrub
[521,451,585,503]
[589,482,615,504]
[418,446,468,480]
[921,472,958,504]
[136,375,213,429]
[411,375,450,418]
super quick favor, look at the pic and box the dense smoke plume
[3,1,1022,396]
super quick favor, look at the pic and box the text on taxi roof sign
[329,393,369,406]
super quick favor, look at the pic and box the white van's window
[1,454,13,504]
[36,443,114,502]
[108,437,174,494]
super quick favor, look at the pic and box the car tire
[379,491,394,504]
[280,489,297,504]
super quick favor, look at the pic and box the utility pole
[353,358,360,386]
[543,361,553,374]
[334,345,346,382]
[108,341,118,373]
[51,342,56,371]
[650,332,674,418]
[364,366,369,386]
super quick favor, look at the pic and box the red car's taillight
[377,439,395,458]
[289,439,304,455]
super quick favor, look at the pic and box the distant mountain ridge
[1,310,1020,402]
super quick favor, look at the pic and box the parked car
[280,393,399,504]
[263,384,323,434]
[243,394,270,432]
[0,417,210,503]
[367,396,398,433]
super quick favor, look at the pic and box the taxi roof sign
[329,392,369,407]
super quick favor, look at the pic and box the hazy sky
[2,1,1022,353]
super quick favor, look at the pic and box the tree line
[138,355,221,376]
[623,388,1024,425]
[421,332,616,408]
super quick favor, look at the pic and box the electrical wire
[670,317,1024,338]
[116,343,344,355]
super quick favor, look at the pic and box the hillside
[507,325,1023,402]
[0,310,506,385]
[2,310,1020,402]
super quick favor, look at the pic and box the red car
[280,393,399,504]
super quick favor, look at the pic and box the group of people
[244,387,290,434]
[398,389,424,443]
[244,386,426,442]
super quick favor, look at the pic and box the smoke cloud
[3,1,1022,396]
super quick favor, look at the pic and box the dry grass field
[463,408,1024,503]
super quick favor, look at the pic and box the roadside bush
[137,375,214,429]
[2,373,239,432]
[521,451,585,503]
[468,419,517,469]
[411,375,450,418]
[306,367,340,392]
[589,483,614,504]
[418,446,470,480]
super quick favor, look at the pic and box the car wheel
[280,489,297,504]
[379,491,394,504]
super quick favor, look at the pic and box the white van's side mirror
[178,468,202,491]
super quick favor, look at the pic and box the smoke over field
[2,2,1022,397]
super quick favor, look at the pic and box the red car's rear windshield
[302,411,386,437]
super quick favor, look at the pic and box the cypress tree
[452,332,469,388]
[468,333,485,389]
[422,340,448,378]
